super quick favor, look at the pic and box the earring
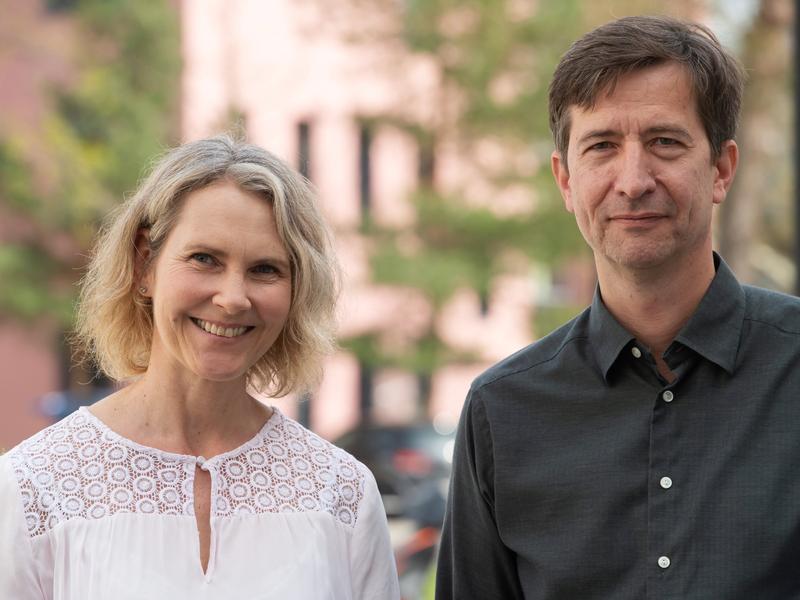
[139,286,148,294]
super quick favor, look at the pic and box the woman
[0,135,400,599]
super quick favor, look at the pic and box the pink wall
[0,323,58,450]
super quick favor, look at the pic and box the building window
[45,0,77,12]
[418,138,435,187]
[479,289,490,316]
[297,121,311,179]
[359,361,374,423]
[358,124,372,221]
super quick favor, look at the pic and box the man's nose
[615,145,656,199]
[213,273,252,314]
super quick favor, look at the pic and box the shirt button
[660,476,673,489]
[658,556,671,569]
[631,346,642,358]
[662,390,674,403]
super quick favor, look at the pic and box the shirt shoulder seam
[742,316,800,336]
[473,334,590,392]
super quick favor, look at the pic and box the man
[436,15,800,599]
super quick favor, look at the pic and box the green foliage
[0,0,179,325]
[533,303,585,339]
[369,189,582,306]
[0,143,39,213]
[403,0,583,141]
[57,0,180,199]
[343,332,476,374]
[0,245,73,323]
[351,0,589,381]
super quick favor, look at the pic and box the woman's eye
[252,264,277,275]
[191,253,215,264]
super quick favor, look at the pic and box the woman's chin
[190,364,250,384]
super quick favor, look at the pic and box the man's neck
[596,251,716,380]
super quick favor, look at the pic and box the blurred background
[0,0,793,597]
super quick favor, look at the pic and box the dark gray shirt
[437,255,800,599]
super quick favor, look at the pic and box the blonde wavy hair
[74,134,340,396]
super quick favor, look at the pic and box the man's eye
[588,141,613,151]
[653,137,678,146]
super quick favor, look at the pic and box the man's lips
[610,213,667,224]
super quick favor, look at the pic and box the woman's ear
[134,228,153,296]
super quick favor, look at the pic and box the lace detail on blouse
[8,408,366,538]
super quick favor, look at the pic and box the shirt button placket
[650,385,678,590]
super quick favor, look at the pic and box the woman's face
[141,180,292,384]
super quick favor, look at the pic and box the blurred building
[0,0,78,449]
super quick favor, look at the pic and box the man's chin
[600,242,674,272]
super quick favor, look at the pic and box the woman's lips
[190,317,254,338]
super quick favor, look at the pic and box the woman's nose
[213,274,252,314]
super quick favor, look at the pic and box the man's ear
[551,150,574,213]
[134,228,153,295]
[712,140,739,206]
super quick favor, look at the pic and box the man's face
[551,62,737,273]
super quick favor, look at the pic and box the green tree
[338,1,590,392]
[0,0,180,327]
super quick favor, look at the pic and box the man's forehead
[566,64,700,136]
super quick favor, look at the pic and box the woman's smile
[190,317,254,338]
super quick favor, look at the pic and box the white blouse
[0,407,400,599]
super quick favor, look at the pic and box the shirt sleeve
[349,468,400,600]
[436,387,525,599]
[0,454,46,599]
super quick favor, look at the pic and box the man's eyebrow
[577,125,694,145]
[644,125,693,140]
[577,129,619,145]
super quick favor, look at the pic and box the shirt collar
[588,252,745,381]
[672,253,744,375]
[588,286,637,381]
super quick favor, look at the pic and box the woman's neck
[90,371,272,458]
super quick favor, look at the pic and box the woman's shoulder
[2,411,93,535]
[261,410,370,481]
[4,409,87,470]
[237,409,374,528]
[3,408,196,539]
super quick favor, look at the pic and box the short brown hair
[74,134,340,396]
[548,15,745,164]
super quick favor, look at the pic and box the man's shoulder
[472,306,592,392]
[743,284,800,334]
